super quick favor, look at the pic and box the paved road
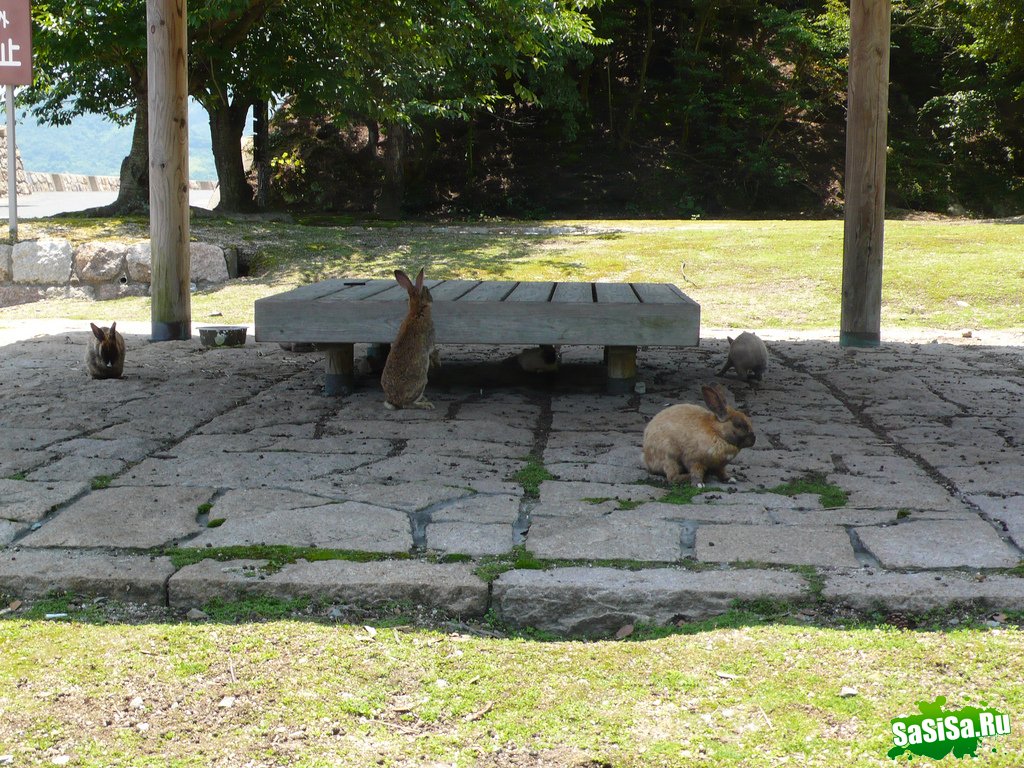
[0,323,1022,634]
[2,189,216,220]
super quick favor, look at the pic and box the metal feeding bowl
[198,325,248,348]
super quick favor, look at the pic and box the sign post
[0,0,32,242]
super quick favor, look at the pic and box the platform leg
[605,345,637,394]
[324,343,355,396]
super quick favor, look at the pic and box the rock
[168,559,488,617]
[0,243,11,281]
[190,242,229,284]
[839,687,858,698]
[186,608,209,621]
[11,238,73,284]
[492,566,806,636]
[0,548,175,603]
[74,241,129,284]
[125,242,151,282]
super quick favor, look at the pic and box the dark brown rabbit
[380,268,437,409]
[86,322,125,379]
[642,383,755,487]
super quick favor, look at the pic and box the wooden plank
[255,279,700,347]
[458,281,518,301]
[428,280,480,301]
[633,283,689,305]
[505,282,555,302]
[147,0,191,341]
[264,279,374,303]
[370,278,444,301]
[841,0,891,348]
[552,282,594,303]
[594,282,639,303]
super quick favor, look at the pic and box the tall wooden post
[840,0,891,348]
[147,0,191,341]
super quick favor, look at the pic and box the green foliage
[89,476,112,491]
[200,596,310,622]
[512,455,554,498]
[768,473,848,509]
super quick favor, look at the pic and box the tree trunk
[75,99,149,217]
[376,122,406,218]
[208,96,255,213]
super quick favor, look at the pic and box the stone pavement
[1,320,1023,635]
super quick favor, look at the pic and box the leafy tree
[27,0,148,214]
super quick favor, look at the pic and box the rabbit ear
[394,270,413,292]
[109,321,117,334]
[414,268,425,292]
[90,323,105,341]
[701,383,730,420]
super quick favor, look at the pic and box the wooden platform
[254,278,700,394]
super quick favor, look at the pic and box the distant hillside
[6,100,220,181]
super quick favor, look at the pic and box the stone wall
[0,125,33,196]
[0,239,238,308]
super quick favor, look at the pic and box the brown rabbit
[381,268,437,410]
[86,322,125,379]
[717,331,768,381]
[642,383,755,487]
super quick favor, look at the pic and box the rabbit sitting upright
[642,383,755,487]
[381,268,437,410]
[86,322,125,379]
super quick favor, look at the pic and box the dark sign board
[0,0,32,86]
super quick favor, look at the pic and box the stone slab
[118,451,370,488]
[854,519,1020,569]
[968,494,1024,549]
[822,570,1024,613]
[0,520,20,546]
[527,513,681,561]
[545,461,649,484]
[425,521,514,556]
[538,480,663,505]
[0,548,175,603]
[20,486,216,549]
[167,558,488,617]
[695,524,859,567]
[430,493,522,523]
[493,566,807,636]
[0,479,89,523]
[187,502,413,552]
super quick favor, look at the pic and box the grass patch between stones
[512,455,554,498]
[768,472,848,508]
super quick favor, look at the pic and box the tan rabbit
[717,331,768,381]
[642,383,755,487]
[86,322,125,379]
[381,268,437,410]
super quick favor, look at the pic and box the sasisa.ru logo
[889,696,1011,760]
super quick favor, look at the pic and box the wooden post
[147,0,191,341]
[324,344,355,396]
[605,345,637,394]
[840,0,891,348]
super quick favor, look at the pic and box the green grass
[1,611,1022,766]
[4,217,1024,330]
[768,474,849,509]
[512,455,554,498]
[89,475,112,491]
